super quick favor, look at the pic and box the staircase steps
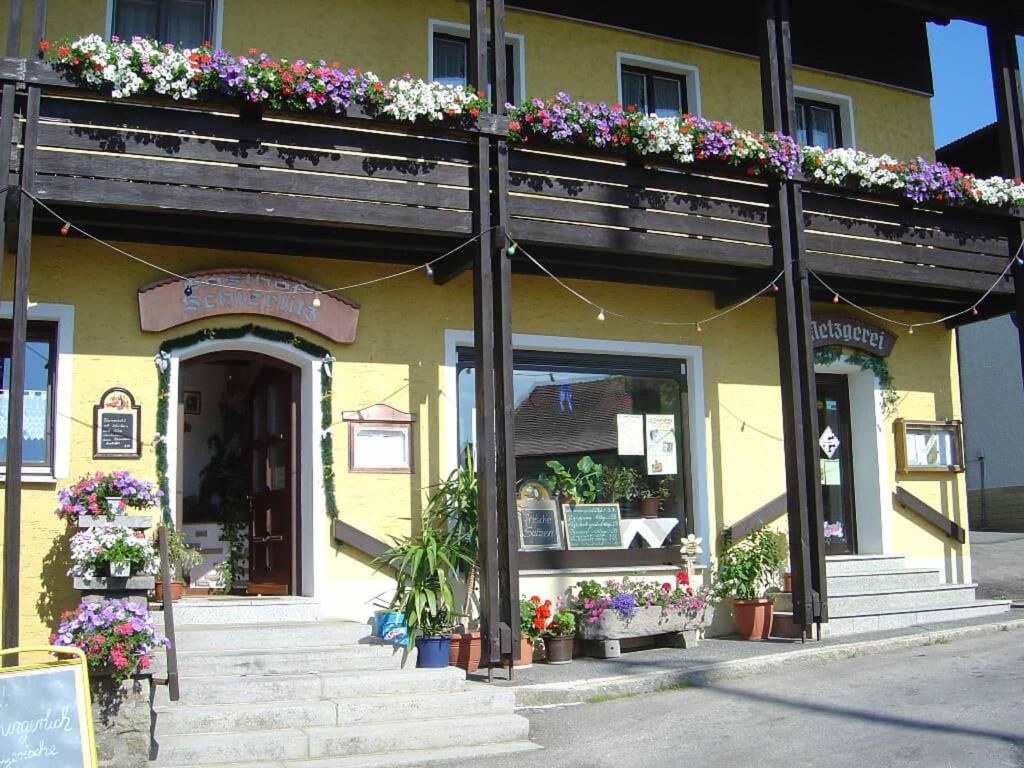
[150,615,536,767]
[773,555,1011,638]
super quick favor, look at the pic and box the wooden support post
[758,0,827,633]
[0,84,16,273]
[32,0,47,54]
[469,0,503,668]
[986,13,1024,393]
[5,0,24,58]
[2,85,39,662]
[488,0,520,665]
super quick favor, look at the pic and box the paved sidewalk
[971,530,1024,602]
[470,609,1024,707]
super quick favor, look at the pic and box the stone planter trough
[579,605,712,658]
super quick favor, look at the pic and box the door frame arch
[165,335,324,598]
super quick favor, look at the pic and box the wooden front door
[816,374,858,556]
[247,366,296,595]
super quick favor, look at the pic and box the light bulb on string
[971,306,979,317]
[59,222,71,236]
[312,294,322,309]
[597,308,606,321]
[832,293,840,304]
[771,282,779,293]
[908,325,914,335]
[507,243,517,256]
[183,280,193,297]
[696,323,703,333]
[425,263,434,277]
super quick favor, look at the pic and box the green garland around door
[814,345,899,416]
[153,324,340,524]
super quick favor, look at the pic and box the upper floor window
[429,22,523,104]
[112,0,215,47]
[794,97,846,149]
[0,321,57,468]
[621,65,687,118]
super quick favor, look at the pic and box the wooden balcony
[1,59,1019,314]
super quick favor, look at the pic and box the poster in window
[616,413,644,456]
[93,388,141,459]
[645,414,677,476]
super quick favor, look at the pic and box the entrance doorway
[816,374,857,555]
[178,352,300,595]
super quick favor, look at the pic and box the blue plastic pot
[415,635,452,668]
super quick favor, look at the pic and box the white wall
[958,316,1024,490]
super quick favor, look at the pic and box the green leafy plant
[539,456,604,504]
[376,512,474,648]
[637,475,674,501]
[426,446,478,620]
[602,466,643,502]
[714,528,787,602]
[546,607,577,638]
[198,432,250,592]
[165,526,202,582]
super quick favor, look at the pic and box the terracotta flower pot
[502,637,533,668]
[733,598,774,641]
[639,497,661,518]
[449,630,482,673]
[544,635,574,664]
[154,580,184,603]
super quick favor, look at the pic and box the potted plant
[68,524,159,580]
[714,527,787,640]
[602,466,642,517]
[539,455,604,506]
[376,510,473,669]
[636,476,673,518]
[55,470,162,524]
[543,603,576,664]
[513,596,551,668]
[155,526,202,602]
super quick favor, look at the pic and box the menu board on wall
[517,501,563,551]
[645,414,678,476]
[93,388,141,459]
[562,504,623,550]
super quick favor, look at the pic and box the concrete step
[154,699,338,736]
[771,583,981,615]
[820,599,1013,637]
[153,687,514,737]
[154,667,465,706]
[152,713,530,766]
[160,597,323,626]
[826,568,941,594]
[824,554,907,576]
[156,740,542,768]
[152,645,408,677]
[169,620,372,652]
[305,714,531,760]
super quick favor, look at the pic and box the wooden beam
[0,83,15,280]
[32,0,46,54]
[5,1,23,58]
[893,487,966,544]
[332,519,391,561]
[725,494,788,542]
[1,85,38,662]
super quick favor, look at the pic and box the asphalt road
[972,531,1024,601]
[460,630,1024,768]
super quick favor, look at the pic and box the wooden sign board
[138,270,360,344]
[894,419,964,473]
[0,646,97,768]
[562,503,623,550]
[517,501,563,551]
[93,388,141,459]
[810,315,897,357]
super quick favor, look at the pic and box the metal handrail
[156,525,180,701]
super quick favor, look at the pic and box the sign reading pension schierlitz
[810,315,896,357]
[138,270,360,343]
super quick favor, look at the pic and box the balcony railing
[1,62,1018,308]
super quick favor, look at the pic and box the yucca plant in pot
[376,511,473,668]
[714,527,786,640]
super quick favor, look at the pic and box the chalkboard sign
[93,388,141,459]
[517,502,563,551]
[563,504,623,550]
[0,649,96,768]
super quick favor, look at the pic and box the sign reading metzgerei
[810,315,897,357]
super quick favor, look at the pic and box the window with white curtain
[113,0,214,47]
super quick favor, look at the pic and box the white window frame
[105,0,224,47]
[793,85,856,149]
[427,19,527,104]
[616,52,701,117]
[443,330,709,567]
[0,302,74,483]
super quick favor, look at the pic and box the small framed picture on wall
[184,391,202,415]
